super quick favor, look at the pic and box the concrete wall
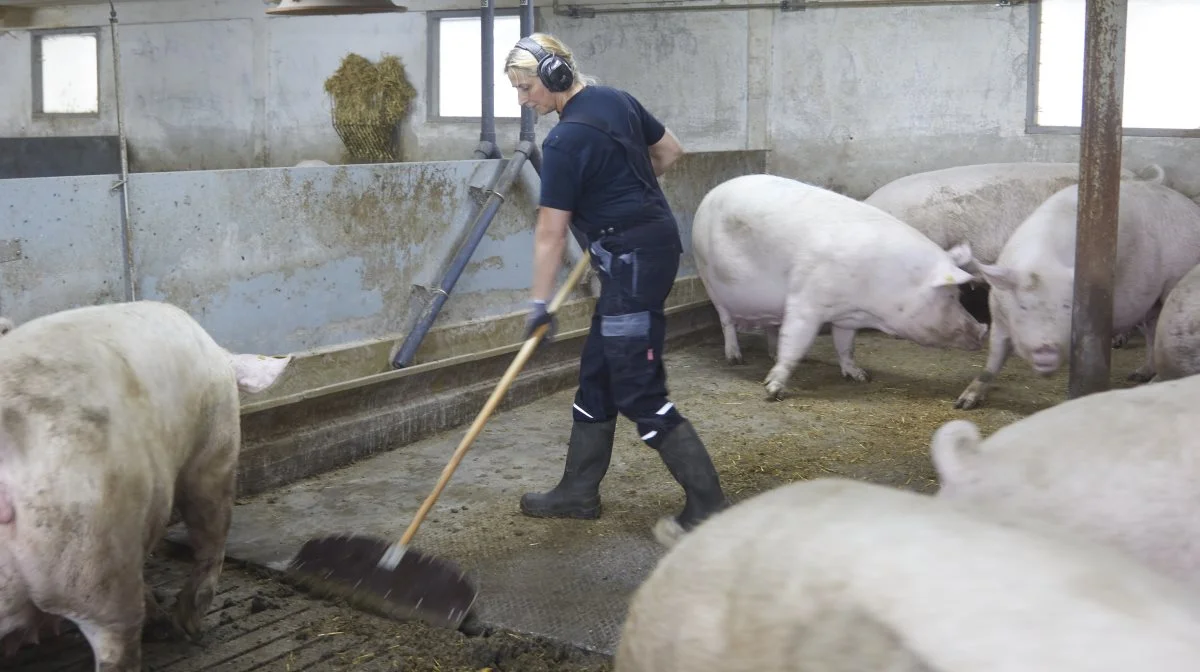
[0,149,765,355]
[0,0,752,171]
[5,1,1193,192]
[766,4,1200,199]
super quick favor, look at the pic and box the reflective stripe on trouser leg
[601,309,683,449]
[573,312,618,424]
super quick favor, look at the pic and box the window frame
[1025,0,1200,138]
[31,27,103,119]
[426,8,525,123]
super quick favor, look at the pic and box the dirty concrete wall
[0,0,750,172]
[766,3,1200,199]
[4,2,1196,193]
[0,174,128,318]
[0,149,765,355]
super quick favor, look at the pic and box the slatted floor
[4,550,408,672]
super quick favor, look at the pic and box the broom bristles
[281,533,478,630]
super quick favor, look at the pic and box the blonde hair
[504,32,597,86]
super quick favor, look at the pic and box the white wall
[1,0,1197,196]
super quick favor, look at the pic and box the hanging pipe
[394,0,515,367]
[391,141,539,369]
[472,0,503,159]
[108,0,136,301]
[515,0,592,292]
[519,0,537,145]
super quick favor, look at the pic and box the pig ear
[231,354,292,394]
[930,265,975,288]
[929,419,983,485]
[0,317,13,336]
[945,243,974,269]
[974,262,1018,292]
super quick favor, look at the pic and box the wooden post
[1068,0,1129,400]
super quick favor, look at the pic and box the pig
[0,300,292,670]
[293,159,330,167]
[933,370,1200,591]
[1151,261,1200,382]
[954,176,1200,409]
[864,161,1143,343]
[615,478,1200,672]
[862,162,1139,266]
[691,173,987,400]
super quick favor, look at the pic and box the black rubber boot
[652,420,729,546]
[520,418,617,519]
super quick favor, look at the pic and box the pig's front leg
[714,301,744,365]
[955,317,1012,410]
[832,326,870,382]
[1128,303,1162,383]
[141,585,181,642]
[1129,314,1160,383]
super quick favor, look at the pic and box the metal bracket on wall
[467,184,490,207]
[779,0,806,11]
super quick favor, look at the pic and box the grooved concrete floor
[8,333,1149,668]
[167,333,1148,657]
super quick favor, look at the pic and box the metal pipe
[392,140,538,369]
[1067,0,1128,399]
[554,0,1020,16]
[472,0,502,159]
[107,0,136,302]
[519,0,537,143]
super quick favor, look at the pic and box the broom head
[285,533,478,630]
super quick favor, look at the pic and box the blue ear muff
[516,36,575,93]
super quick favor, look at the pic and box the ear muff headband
[516,36,575,93]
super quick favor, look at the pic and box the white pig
[691,173,987,399]
[615,478,1200,672]
[1151,261,1200,382]
[865,161,1145,346]
[933,371,1200,590]
[954,177,1200,409]
[0,301,291,670]
[862,162,1143,265]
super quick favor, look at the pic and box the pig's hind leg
[170,425,237,640]
[763,286,823,401]
[56,549,148,671]
[832,326,870,382]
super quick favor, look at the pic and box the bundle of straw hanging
[323,53,416,162]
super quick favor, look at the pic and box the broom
[284,251,594,629]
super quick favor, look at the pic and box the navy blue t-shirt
[539,86,681,251]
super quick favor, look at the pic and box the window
[1030,0,1200,134]
[429,12,523,120]
[32,30,100,116]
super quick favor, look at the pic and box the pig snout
[1031,344,1061,374]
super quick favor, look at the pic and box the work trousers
[571,237,684,450]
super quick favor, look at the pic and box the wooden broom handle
[397,251,594,547]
